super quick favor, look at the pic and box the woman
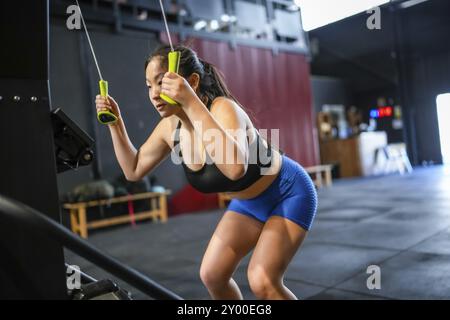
[95,45,317,300]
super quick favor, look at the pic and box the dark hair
[145,44,240,109]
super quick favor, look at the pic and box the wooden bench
[304,164,333,188]
[63,191,171,239]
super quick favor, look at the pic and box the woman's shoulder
[209,96,245,119]
[210,96,235,110]
[209,96,257,139]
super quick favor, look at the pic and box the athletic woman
[95,45,317,300]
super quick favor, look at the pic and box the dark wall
[353,86,404,143]
[50,21,187,196]
[398,0,450,164]
[311,76,352,114]
[406,51,450,164]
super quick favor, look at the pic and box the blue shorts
[227,155,318,231]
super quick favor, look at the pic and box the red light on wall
[378,107,392,118]
[385,107,393,117]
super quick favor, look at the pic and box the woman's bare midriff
[223,149,283,200]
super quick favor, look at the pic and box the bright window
[437,93,450,164]
[294,0,390,31]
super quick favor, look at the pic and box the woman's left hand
[161,72,197,106]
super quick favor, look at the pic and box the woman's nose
[151,87,161,100]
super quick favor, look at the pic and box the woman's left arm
[161,72,248,180]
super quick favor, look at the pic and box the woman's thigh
[201,211,264,278]
[248,215,307,282]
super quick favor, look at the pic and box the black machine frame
[0,0,181,300]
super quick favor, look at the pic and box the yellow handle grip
[97,80,118,125]
[160,51,181,105]
[99,79,108,97]
[168,51,180,73]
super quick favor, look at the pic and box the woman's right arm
[96,95,171,181]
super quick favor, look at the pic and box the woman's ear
[188,73,201,93]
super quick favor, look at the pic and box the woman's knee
[247,265,281,299]
[199,262,231,289]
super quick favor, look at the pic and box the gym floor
[65,165,450,300]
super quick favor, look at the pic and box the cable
[75,0,103,80]
[158,0,174,52]
[75,0,118,125]
[157,0,181,105]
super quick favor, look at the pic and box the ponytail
[198,58,241,108]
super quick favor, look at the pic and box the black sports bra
[173,121,274,193]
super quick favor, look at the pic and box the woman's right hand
[95,95,121,119]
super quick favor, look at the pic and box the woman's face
[145,57,181,117]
